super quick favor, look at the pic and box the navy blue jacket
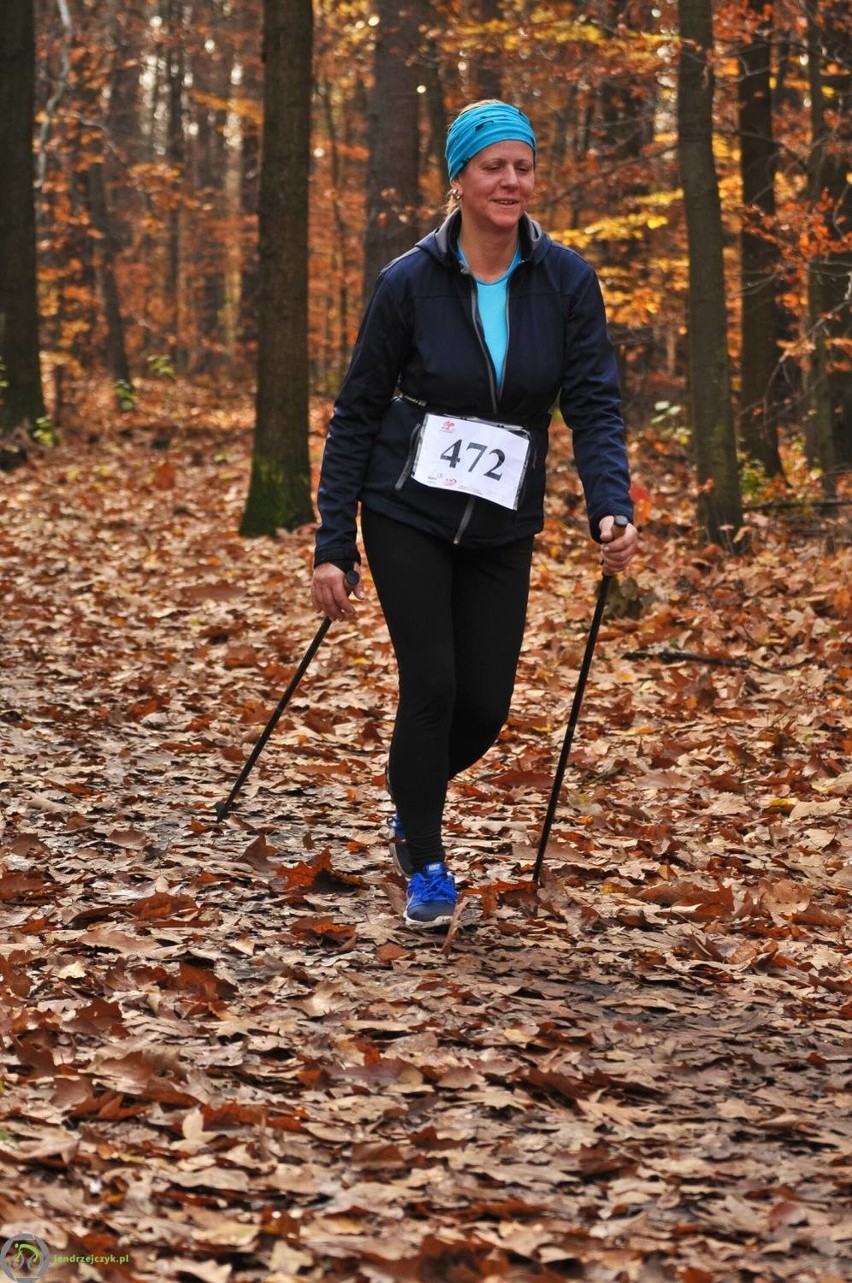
[315,211,632,568]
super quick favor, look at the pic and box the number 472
[440,439,505,480]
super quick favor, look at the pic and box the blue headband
[445,102,537,181]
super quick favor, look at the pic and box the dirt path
[1,411,850,1282]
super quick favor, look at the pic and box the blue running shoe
[404,861,457,930]
[386,813,415,879]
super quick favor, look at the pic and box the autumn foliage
[1,1,850,1275]
[26,0,850,465]
[1,384,850,1279]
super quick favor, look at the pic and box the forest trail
[1,396,850,1283]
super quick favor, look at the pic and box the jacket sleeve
[559,266,634,539]
[314,266,413,567]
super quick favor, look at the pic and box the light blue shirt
[458,246,521,386]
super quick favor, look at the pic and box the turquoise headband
[445,102,537,181]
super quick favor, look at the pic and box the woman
[312,100,637,930]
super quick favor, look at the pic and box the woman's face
[455,140,535,231]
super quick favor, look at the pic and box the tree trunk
[737,0,784,476]
[192,0,231,372]
[240,0,314,536]
[318,78,352,391]
[598,0,658,418]
[239,46,262,355]
[420,32,449,177]
[107,0,141,168]
[87,159,132,389]
[805,0,850,482]
[361,0,422,297]
[468,0,503,102]
[0,0,45,431]
[677,0,743,545]
[164,0,185,371]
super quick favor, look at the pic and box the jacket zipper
[453,496,476,544]
[394,418,423,491]
[498,276,511,402]
[401,267,519,545]
[466,273,500,416]
[452,272,503,544]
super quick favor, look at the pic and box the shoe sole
[386,821,415,880]
[390,843,415,879]
[404,910,455,930]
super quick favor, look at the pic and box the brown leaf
[222,644,259,668]
[289,916,357,951]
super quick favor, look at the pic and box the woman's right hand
[311,564,364,621]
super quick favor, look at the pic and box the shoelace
[411,864,455,900]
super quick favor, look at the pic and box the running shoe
[386,813,415,879]
[404,861,457,930]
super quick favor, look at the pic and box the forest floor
[1,382,850,1283]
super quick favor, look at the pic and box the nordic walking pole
[532,517,628,884]
[214,570,360,822]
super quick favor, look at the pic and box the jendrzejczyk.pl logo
[0,1235,51,1281]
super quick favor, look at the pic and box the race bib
[411,413,530,510]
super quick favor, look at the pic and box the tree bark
[193,0,232,371]
[361,0,423,297]
[0,0,45,430]
[87,159,132,388]
[805,0,850,483]
[239,44,262,355]
[318,78,352,391]
[240,0,314,535]
[163,0,185,371]
[737,0,784,476]
[467,0,503,102]
[677,0,743,544]
[67,2,133,393]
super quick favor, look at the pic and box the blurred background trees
[2,0,850,532]
[1,0,46,430]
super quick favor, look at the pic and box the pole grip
[603,514,629,574]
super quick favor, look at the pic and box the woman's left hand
[599,516,638,575]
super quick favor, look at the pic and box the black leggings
[361,507,533,868]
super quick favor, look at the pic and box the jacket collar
[422,210,545,268]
